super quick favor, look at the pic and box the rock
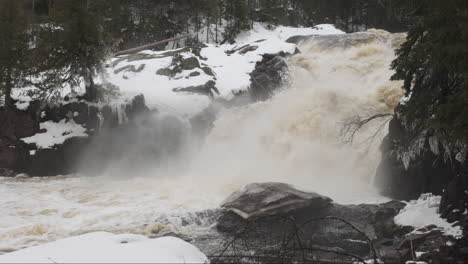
[0,107,39,171]
[173,80,219,98]
[375,116,454,200]
[188,71,200,77]
[216,197,406,261]
[114,64,145,74]
[24,137,90,176]
[249,53,289,101]
[0,168,15,177]
[156,67,173,76]
[220,182,332,219]
[125,94,151,121]
[0,94,154,176]
[440,174,468,221]
[201,66,215,77]
[226,44,259,55]
[180,57,200,70]
[0,107,39,141]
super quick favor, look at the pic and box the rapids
[0,29,406,252]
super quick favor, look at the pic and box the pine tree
[0,0,31,109]
[391,0,468,142]
[47,0,111,102]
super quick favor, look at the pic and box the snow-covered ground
[0,232,208,263]
[394,193,463,238]
[106,23,343,116]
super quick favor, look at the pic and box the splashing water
[0,29,405,252]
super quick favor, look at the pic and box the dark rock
[373,200,406,239]
[0,94,154,176]
[249,53,288,101]
[216,197,405,260]
[440,174,468,221]
[201,66,216,77]
[226,44,254,55]
[173,80,219,98]
[156,67,173,76]
[238,45,258,54]
[24,137,90,176]
[375,117,454,200]
[180,57,200,70]
[0,168,15,177]
[188,71,200,77]
[220,182,332,219]
[0,107,39,141]
[114,64,145,74]
[126,94,151,121]
[0,107,39,171]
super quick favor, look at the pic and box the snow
[105,23,344,116]
[21,119,88,149]
[6,23,343,116]
[0,232,208,263]
[394,193,463,238]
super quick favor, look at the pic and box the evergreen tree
[391,0,468,142]
[0,0,31,109]
[47,0,111,102]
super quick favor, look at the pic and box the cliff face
[375,115,468,228]
[0,95,151,176]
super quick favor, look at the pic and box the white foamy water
[0,29,405,252]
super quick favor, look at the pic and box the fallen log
[114,32,198,56]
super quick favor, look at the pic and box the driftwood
[114,32,198,56]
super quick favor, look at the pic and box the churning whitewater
[0,29,406,252]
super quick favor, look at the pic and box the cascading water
[0,29,406,252]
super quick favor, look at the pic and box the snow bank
[21,119,87,149]
[0,232,208,263]
[106,23,344,116]
[394,193,463,238]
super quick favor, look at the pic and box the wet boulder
[220,182,332,219]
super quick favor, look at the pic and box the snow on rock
[0,232,208,263]
[21,119,87,149]
[394,193,463,238]
[106,23,344,117]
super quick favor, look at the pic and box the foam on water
[0,29,406,252]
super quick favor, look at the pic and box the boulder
[220,182,332,219]
[216,196,406,261]
[249,53,289,101]
[180,57,200,71]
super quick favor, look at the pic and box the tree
[47,0,111,102]
[391,0,468,143]
[0,0,31,109]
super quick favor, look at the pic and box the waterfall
[0,29,406,252]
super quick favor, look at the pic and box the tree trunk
[4,67,14,109]
[84,71,97,102]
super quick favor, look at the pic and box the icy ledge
[0,232,208,263]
